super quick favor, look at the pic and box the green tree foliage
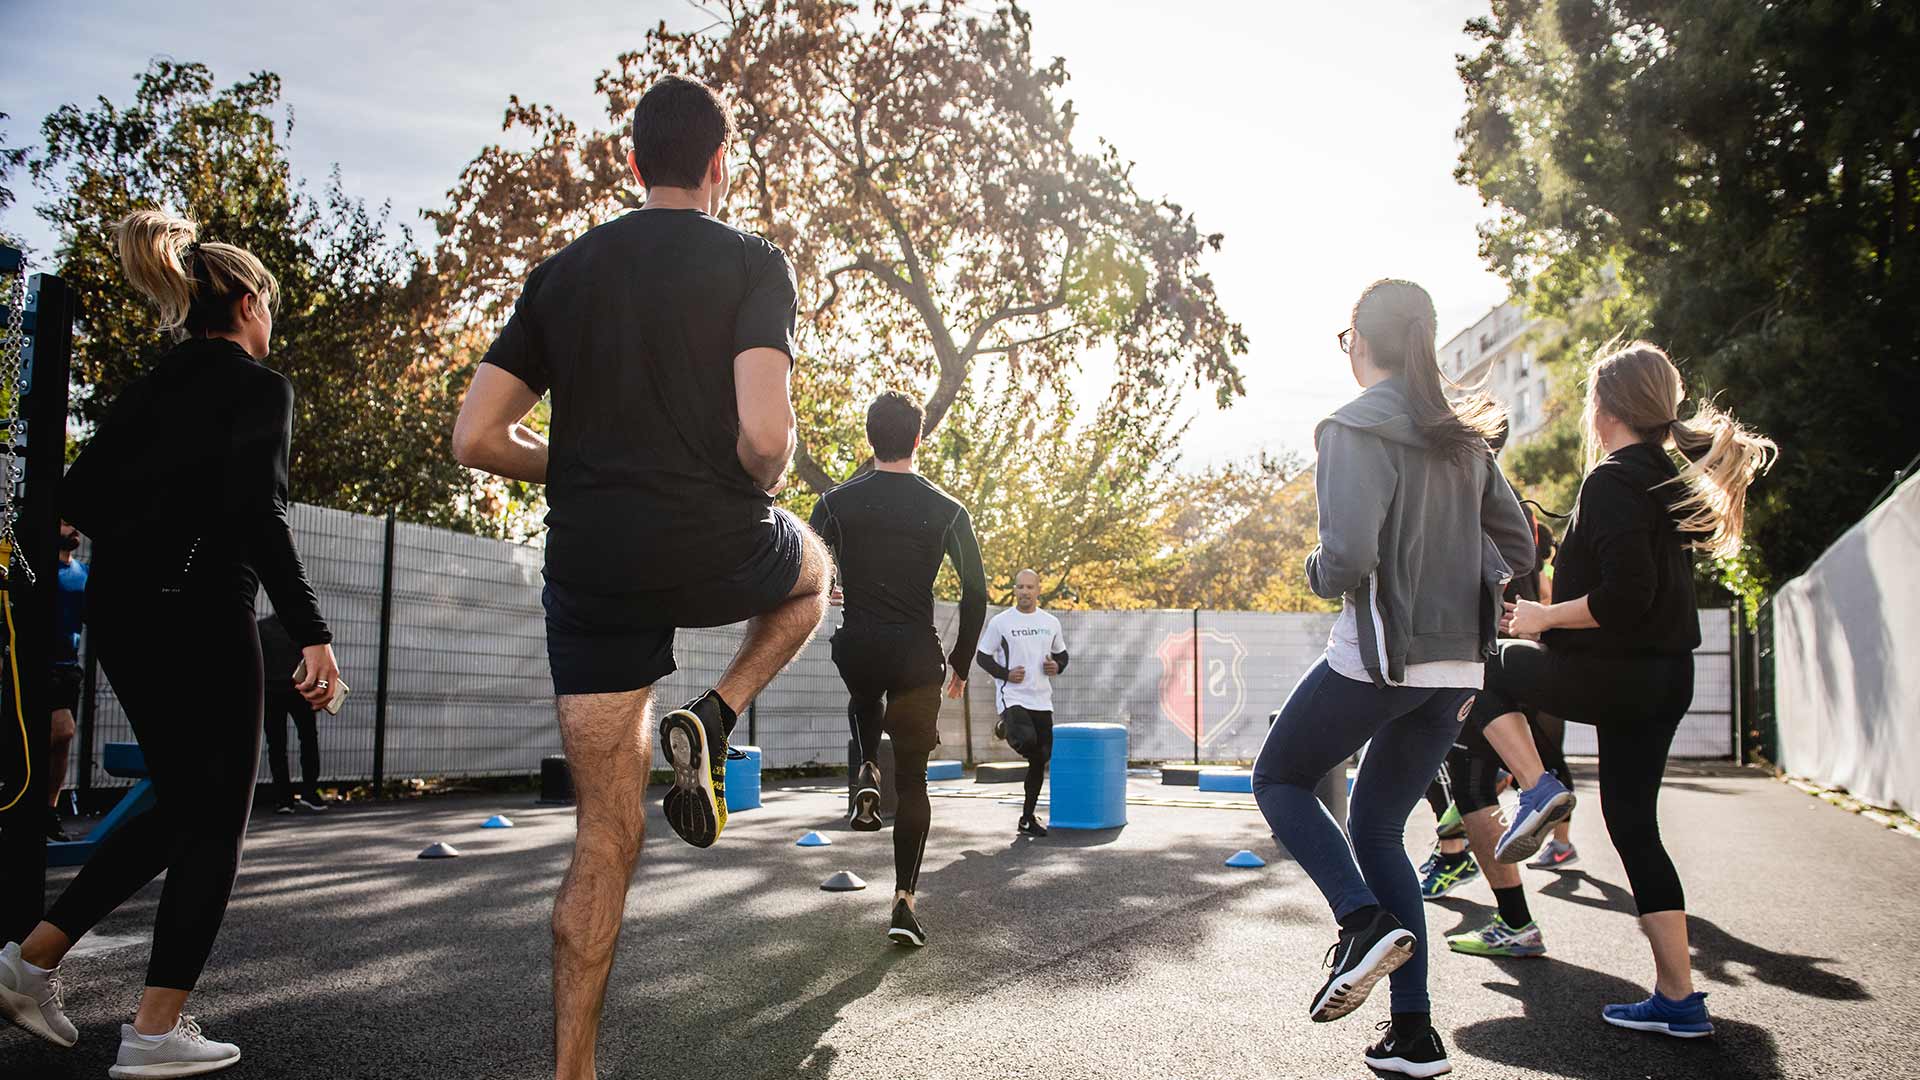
[1138,452,1331,613]
[1456,0,1920,588]
[28,61,475,528]
[428,0,1246,497]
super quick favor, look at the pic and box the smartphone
[291,660,351,716]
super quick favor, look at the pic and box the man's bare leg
[713,529,831,712]
[1481,711,1548,789]
[552,690,652,1080]
[1463,806,1522,892]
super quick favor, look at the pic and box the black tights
[1469,640,1693,914]
[1019,710,1055,819]
[834,626,944,894]
[44,593,263,990]
[264,689,320,804]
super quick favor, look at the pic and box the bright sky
[0,0,1510,465]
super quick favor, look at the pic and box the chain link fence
[71,503,1739,791]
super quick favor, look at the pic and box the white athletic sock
[20,957,54,977]
[129,1025,171,1043]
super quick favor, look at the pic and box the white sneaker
[109,1015,241,1078]
[0,940,78,1047]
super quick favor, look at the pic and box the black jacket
[63,338,331,646]
[1545,442,1701,656]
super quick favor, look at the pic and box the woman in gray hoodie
[1250,279,1536,1079]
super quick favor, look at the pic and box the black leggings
[1012,708,1055,818]
[832,625,943,893]
[1450,711,1573,816]
[44,592,264,990]
[264,690,320,803]
[1467,640,1693,915]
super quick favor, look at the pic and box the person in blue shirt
[46,522,87,842]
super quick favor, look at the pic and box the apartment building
[1440,299,1558,444]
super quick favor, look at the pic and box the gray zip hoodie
[1306,377,1537,688]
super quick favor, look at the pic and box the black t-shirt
[1545,443,1702,656]
[808,471,989,676]
[482,209,799,591]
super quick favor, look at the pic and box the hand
[295,643,341,709]
[944,671,966,699]
[1502,599,1551,639]
[828,584,844,607]
[1042,658,1060,676]
[1007,666,1026,684]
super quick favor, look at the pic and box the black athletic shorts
[48,663,82,715]
[830,623,946,756]
[542,507,808,695]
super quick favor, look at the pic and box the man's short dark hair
[867,391,925,462]
[631,75,735,190]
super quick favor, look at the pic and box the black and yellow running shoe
[659,690,732,848]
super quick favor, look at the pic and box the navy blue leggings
[1252,659,1472,1014]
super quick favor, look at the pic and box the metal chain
[0,259,30,587]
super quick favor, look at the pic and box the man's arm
[734,347,796,491]
[453,364,548,483]
[944,507,989,678]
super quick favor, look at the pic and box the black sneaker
[1017,815,1048,837]
[887,899,926,947]
[44,808,71,843]
[659,689,731,848]
[850,762,883,832]
[1310,909,1417,1022]
[1365,1020,1453,1077]
[296,794,329,812]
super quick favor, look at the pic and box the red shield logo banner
[1157,628,1249,748]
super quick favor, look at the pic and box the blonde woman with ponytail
[1250,279,1537,1077]
[1460,341,1775,1040]
[0,210,338,1077]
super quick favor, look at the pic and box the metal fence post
[1191,608,1201,765]
[372,509,397,794]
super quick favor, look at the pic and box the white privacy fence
[71,503,1738,790]
[1772,471,1920,813]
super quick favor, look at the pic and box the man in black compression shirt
[808,391,988,948]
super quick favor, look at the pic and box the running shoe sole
[1311,928,1416,1022]
[108,1051,243,1078]
[850,786,883,831]
[887,925,926,947]
[0,982,76,1047]
[1495,791,1576,864]
[1447,938,1547,958]
[1365,1053,1454,1077]
[1601,1013,1714,1038]
[659,708,724,848]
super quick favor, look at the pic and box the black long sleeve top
[1544,442,1701,656]
[62,337,332,646]
[808,470,987,676]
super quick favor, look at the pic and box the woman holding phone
[0,209,337,1078]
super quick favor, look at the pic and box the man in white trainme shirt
[975,569,1069,836]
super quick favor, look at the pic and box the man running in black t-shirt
[452,74,829,1080]
[809,392,987,948]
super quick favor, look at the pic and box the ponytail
[1353,279,1506,463]
[1665,402,1777,559]
[114,209,278,340]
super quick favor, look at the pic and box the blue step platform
[1197,769,1254,794]
[47,742,156,868]
[925,759,963,781]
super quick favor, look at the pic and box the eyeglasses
[1337,327,1355,354]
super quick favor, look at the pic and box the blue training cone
[1225,849,1266,868]
[796,831,833,847]
[482,814,514,829]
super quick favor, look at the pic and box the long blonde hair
[114,209,278,340]
[1352,279,1507,462]
[1584,341,1777,558]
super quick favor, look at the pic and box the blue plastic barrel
[1047,723,1128,829]
[726,745,762,812]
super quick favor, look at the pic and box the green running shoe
[1436,802,1466,841]
[1447,916,1547,958]
[1419,852,1481,900]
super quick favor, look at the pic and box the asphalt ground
[5,760,1916,1079]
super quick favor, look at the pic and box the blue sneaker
[1494,774,1575,864]
[1602,990,1714,1038]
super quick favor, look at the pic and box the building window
[1455,349,1464,373]
[1519,351,1531,377]
[1517,387,1531,426]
